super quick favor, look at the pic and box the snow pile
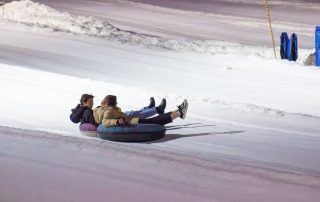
[2,0,285,58]
[3,0,106,36]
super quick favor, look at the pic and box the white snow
[0,0,290,58]
[24,0,318,48]
[1,0,320,201]
[2,128,320,202]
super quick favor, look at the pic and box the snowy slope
[1,0,320,164]
[30,0,319,48]
[0,0,289,57]
[2,58,320,176]
[1,1,320,201]
[2,127,320,202]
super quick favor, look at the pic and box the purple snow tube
[79,123,97,137]
[79,123,97,131]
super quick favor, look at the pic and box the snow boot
[177,99,188,119]
[156,98,167,114]
[148,97,155,108]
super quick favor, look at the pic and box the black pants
[138,112,172,125]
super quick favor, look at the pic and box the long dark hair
[101,95,117,107]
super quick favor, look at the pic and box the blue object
[316,26,320,66]
[287,33,298,61]
[280,32,289,59]
[97,124,166,142]
[280,32,298,61]
[125,107,157,119]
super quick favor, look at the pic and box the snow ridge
[2,0,281,58]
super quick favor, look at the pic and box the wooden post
[265,0,276,59]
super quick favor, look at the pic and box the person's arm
[113,110,139,125]
[102,109,121,127]
[102,108,139,127]
[70,104,86,123]
[113,109,135,123]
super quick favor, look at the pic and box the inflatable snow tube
[288,33,298,61]
[280,32,298,61]
[97,124,166,142]
[280,32,289,59]
[79,123,97,137]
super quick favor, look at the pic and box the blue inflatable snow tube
[316,26,320,66]
[280,32,298,61]
[97,124,166,142]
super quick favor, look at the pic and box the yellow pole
[265,0,276,59]
[1,0,4,20]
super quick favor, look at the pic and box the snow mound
[4,0,108,36]
[2,0,280,58]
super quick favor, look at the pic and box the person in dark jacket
[70,94,97,126]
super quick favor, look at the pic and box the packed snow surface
[1,0,320,202]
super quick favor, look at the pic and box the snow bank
[1,0,305,59]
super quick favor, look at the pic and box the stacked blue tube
[280,32,298,61]
[316,26,320,66]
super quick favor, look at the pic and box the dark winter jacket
[81,108,98,126]
[70,104,86,123]
[70,104,98,126]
